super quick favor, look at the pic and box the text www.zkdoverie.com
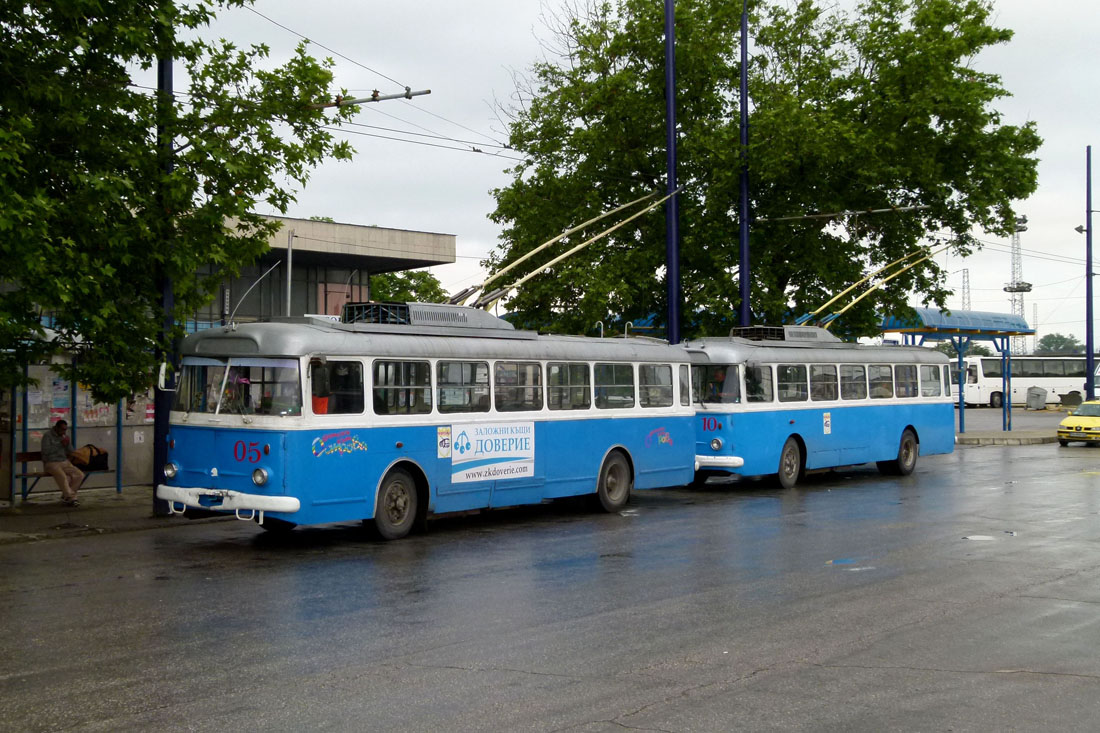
[461,465,529,480]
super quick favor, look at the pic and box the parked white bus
[950,355,1095,407]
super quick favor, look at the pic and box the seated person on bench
[41,419,83,507]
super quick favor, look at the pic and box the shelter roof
[881,307,1033,339]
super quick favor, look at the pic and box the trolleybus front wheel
[776,437,803,489]
[369,468,418,540]
[878,428,918,476]
[594,451,633,512]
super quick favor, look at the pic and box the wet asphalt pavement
[3,424,1100,731]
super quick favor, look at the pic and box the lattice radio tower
[960,268,971,311]
[1003,216,1031,354]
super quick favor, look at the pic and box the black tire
[776,437,802,489]
[1058,439,1069,447]
[370,468,418,540]
[594,451,632,512]
[878,428,918,476]
[690,471,711,488]
[257,516,296,534]
[990,392,1003,409]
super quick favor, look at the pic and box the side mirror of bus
[157,362,176,392]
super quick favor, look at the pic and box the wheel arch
[374,458,431,523]
[598,444,635,486]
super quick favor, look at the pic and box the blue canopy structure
[881,307,1033,341]
[881,307,1034,434]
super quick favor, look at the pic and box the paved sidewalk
[0,485,227,545]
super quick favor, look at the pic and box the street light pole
[1087,146,1095,400]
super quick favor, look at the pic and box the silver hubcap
[385,482,410,523]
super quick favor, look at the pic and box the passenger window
[869,365,893,398]
[595,363,635,409]
[777,364,808,402]
[373,360,432,415]
[323,361,364,414]
[639,364,674,407]
[895,365,918,398]
[679,364,691,406]
[810,365,838,401]
[438,361,490,413]
[840,365,867,400]
[548,362,590,410]
[921,365,942,397]
[494,361,543,411]
[745,365,773,403]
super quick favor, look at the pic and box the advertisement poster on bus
[450,421,535,483]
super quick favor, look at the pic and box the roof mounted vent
[342,302,515,331]
[729,325,841,343]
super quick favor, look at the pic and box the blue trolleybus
[156,303,696,538]
[685,325,955,488]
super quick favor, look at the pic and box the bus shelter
[880,308,1034,433]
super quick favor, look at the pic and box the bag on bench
[71,444,109,471]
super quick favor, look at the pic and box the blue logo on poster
[455,431,472,455]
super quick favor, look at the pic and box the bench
[14,450,115,501]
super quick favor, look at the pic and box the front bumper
[157,485,301,514]
[694,454,745,471]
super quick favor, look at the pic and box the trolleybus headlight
[164,462,178,479]
[710,438,723,451]
[252,468,269,486]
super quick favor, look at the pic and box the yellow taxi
[1057,401,1100,446]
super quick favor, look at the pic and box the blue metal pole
[664,0,681,344]
[738,0,751,327]
[20,365,28,500]
[116,400,123,493]
[1087,145,1094,401]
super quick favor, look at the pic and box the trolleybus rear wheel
[776,438,802,489]
[594,451,632,512]
[878,428,918,476]
[370,468,418,540]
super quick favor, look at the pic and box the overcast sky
[203,1,1099,346]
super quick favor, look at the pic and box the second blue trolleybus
[686,325,955,488]
[156,303,696,538]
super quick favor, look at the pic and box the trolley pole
[1086,146,1095,401]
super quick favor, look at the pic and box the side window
[869,364,893,398]
[810,365,838,401]
[548,362,591,410]
[840,364,867,400]
[494,361,543,412]
[895,364,918,398]
[639,364,674,408]
[982,358,1002,378]
[944,366,951,396]
[373,360,432,415]
[745,365,774,403]
[679,364,691,406]
[438,361,490,414]
[595,363,635,409]
[921,365,942,397]
[777,364,808,402]
[326,361,365,414]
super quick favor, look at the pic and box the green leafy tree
[488,0,1039,337]
[1036,333,1082,354]
[0,0,353,401]
[370,271,449,304]
[933,341,993,358]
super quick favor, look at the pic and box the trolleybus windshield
[173,357,302,416]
